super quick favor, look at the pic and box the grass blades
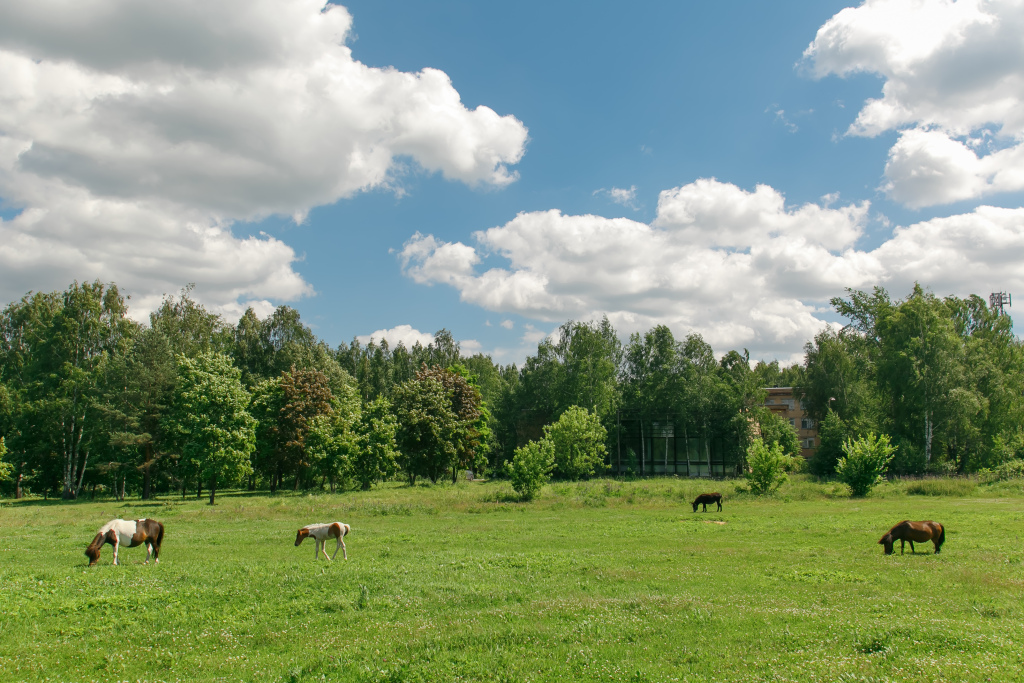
[1,476,1022,682]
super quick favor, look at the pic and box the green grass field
[2,477,1023,682]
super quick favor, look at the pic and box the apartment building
[763,387,818,459]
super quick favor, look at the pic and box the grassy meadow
[1,476,1023,683]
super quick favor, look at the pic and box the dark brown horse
[692,492,722,512]
[878,520,944,555]
[85,518,164,566]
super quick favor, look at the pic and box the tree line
[1,280,1022,500]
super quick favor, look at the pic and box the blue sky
[2,0,1023,364]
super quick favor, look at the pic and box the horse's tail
[343,523,350,538]
[936,523,945,551]
[156,521,165,549]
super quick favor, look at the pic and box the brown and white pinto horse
[879,520,945,555]
[295,522,350,561]
[85,518,164,566]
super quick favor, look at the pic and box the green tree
[808,410,850,477]
[150,285,230,358]
[506,438,554,501]
[95,328,175,499]
[835,433,896,497]
[26,282,134,499]
[166,353,255,505]
[544,405,607,480]
[393,374,462,484]
[745,438,788,495]
[753,409,801,458]
[249,377,287,491]
[352,395,399,490]
[279,367,335,489]
[0,436,11,482]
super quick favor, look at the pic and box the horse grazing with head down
[295,522,350,560]
[85,519,164,566]
[879,520,944,555]
[692,492,722,512]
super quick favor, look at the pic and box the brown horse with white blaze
[85,519,164,566]
[879,520,944,555]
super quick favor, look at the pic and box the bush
[978,459,1024,483]
[746,438,788,495]
[835,433,896,497]
[781,454,807,473]
[545,406,608,480]
[506,439,555,501]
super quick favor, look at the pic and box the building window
[765,398,775,405]
[802,438,816,449]
[801,418,815,429]
[788,418,796,427]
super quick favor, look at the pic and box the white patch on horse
[298,522,350,561]
[97,519,137,565]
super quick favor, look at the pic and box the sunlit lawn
[1,476,1022,682]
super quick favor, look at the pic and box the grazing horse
[879,520,945,555]
[692,492,723,512]
[85,519,164,566]
[295,522,350,561]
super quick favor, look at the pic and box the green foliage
[506,439,555,500]
[835,433,897,497]
[978,459,1024,483]
[755,409,801,457]
[0,436,11,481]
[544,405,607,480]
[5,483,1024,680]
[904,478,976,496]
[745,438,788,494]
[809,410,849,477]
[352,396,399,490]
[166,352,256,504]
[279,367,335,485]
[393,375,462,484]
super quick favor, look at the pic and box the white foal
[294,522,350,560]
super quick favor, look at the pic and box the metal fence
[614,412,743,478]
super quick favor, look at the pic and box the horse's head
[84,532,105,566]
[878,534,894,555]
[295,528,310,546]
[691,501,699,512]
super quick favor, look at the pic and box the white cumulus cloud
[0,0,528,316]
[357,324,435,349]
[400,178,1024,360]
[805,0,1024,207]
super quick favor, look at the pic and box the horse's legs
[112,539,120,566]
[144,542,152,564]
[716,500,722,511]
[331,536,346,561]
[899,539,905,555]
[314,539,321,560]
[909,540,916,554]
